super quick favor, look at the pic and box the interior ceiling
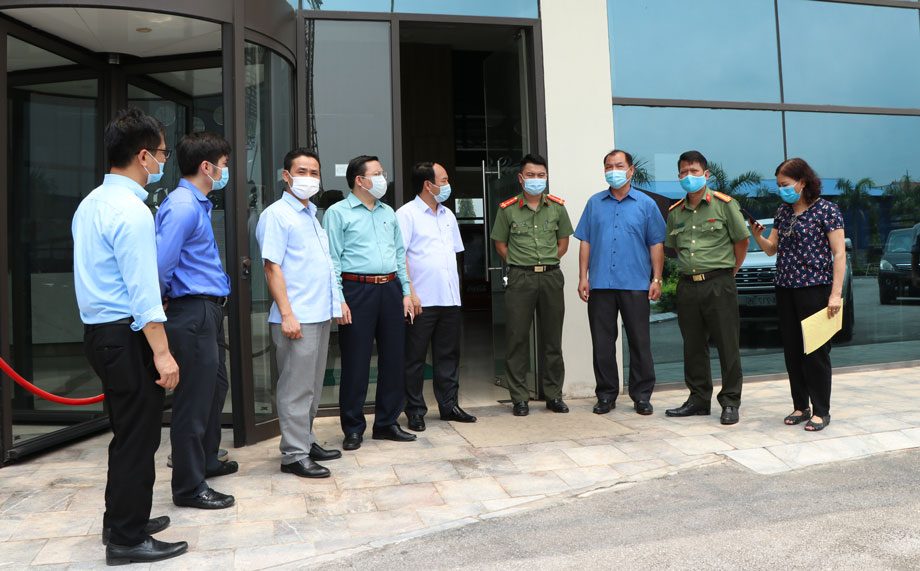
[399,22,521,51]
[150,68,223,97]
[2,7,221,58]
[6,36,74,72]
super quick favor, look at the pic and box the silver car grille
[735,266,776,288]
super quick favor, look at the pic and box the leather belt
[680,268,733,282]
[183,294,229,307]
[510,264,560,273]
[84,317,133,332]
[342,272,397,284]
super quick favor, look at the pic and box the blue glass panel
[612,106,784,199]
[308,0,538,18]
[607,0,780,102]
[779,0,920,108]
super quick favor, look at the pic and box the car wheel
[878,286,894,305]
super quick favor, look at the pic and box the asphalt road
[323,449,920,571]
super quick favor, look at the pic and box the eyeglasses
[361,171,388,180]
[146,147,173,160]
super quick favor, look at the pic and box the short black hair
[283,148,321,172]
[411,162,436,195]
[176,131,232,177]
[346,155,379,189]
[519,153,548,173]
[604,149,633,167]
[104,107,164,169]
[677,150,708,171]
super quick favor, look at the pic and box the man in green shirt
[664,150,750,425]
[490,153,574,416]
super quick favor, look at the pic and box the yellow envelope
[800,302,843,355]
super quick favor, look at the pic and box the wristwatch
[652,278,663,284]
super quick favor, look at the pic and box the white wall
[540,0,621,398]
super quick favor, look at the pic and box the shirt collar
[681,190,712,210]
[412,194,442,215]
[516,192,547,210]
[281,190,315,214]
[178,178,210,202]
[103,173,149,202]
[346,191,380,211]
[603,186,637,201]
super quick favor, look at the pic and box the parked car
[735,219,855,342]
[878,227,920,304]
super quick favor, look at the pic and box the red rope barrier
[0,356,104,405]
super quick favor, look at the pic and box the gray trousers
[271,321,330,465]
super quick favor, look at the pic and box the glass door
[482,31,538,396]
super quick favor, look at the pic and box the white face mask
[363,175,388,199]
[288,175,320,200]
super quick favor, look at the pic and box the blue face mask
[778,184,800,204]
[605,169,629,189]
[208,162,229,191]
[679,174,707,193]
[523,178,547,195]
[430,183,451,203]
[143,151,165,186]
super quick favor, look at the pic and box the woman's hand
[827,292,843,318]
[750,220,765,238]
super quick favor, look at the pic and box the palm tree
[835,177,879,265]
[883,172,920,227]
[705,162,765,214]
[631,156,651,189]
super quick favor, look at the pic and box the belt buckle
[692,274,705,282]
[534,265,545,273]
[374,276,386,284]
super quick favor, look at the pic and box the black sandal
[804,414,830,431]
[784,408,811,425]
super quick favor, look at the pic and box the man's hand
[336,302,352,325]
[410,293,423,316]
[153,351,179,390]
[281,313,302,339]
[578,277,590,302]
[403,295,415,324]
[648,281,662,302]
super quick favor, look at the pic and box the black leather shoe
[205,460,239,479]
[593,399,614,414]
[372,424,417,442]
[309,442,342,461]
[343,433,363,450]
[102,516,170,545]
[512,401,529,416]
[407,414,426,432]
[440,406,477,423]
[106,536,188,566]
[168,448,227,468]
[665,401,711,417]
[172,487,235,510]
[281,458,330,478]
[546,398,569,413]
[721,406,740,425]
[634,401,654,416]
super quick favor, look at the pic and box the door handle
[241,256,251,280]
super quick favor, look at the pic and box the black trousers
[165,297,228,499]
[776,284,833,417]
[404,305,461,417]
[338,279,406,435]
[587,289,656,403]
[84,323,164,547]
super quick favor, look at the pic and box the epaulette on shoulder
[669,199,684,211]
[500,197,518,209]
[547,194,565,205]
[712,191,733,203]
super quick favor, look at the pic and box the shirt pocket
[702,220,723,233]
[511,221,534,236]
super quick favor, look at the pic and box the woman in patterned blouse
[749,158,846,432]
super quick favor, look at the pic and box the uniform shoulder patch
[712,191,733,203]
[669,199,684,211]
[500,197,518,209]
[547,194,565,205]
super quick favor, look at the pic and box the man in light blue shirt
[257,148,343,478]
[322,155,416,450]
[72,107,186,565]
[155,132,235,511]
[574,149,666,416]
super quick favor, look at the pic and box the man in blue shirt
[155,132,235,511]
[73,107,187,565]
[574,149,666,416]
[257,148,343,478]
[323,155,416,450]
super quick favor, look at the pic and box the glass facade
[609,0,920,384]
[294,0,538,18]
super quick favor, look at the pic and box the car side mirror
[844,238,852,252]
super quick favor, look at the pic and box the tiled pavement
[3,367,920,569]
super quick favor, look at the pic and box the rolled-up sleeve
[116,206,166,331]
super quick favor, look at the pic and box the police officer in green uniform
[664,151,750,425]
[490,154,574,416]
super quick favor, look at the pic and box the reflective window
[607,0,780,102]
[304,0,538,18]
[779,0,920,108]
[612,106,784,199]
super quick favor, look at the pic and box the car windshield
[748,224,773,252]
[885,231,912,253]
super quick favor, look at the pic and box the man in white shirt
[396,162,477,432]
